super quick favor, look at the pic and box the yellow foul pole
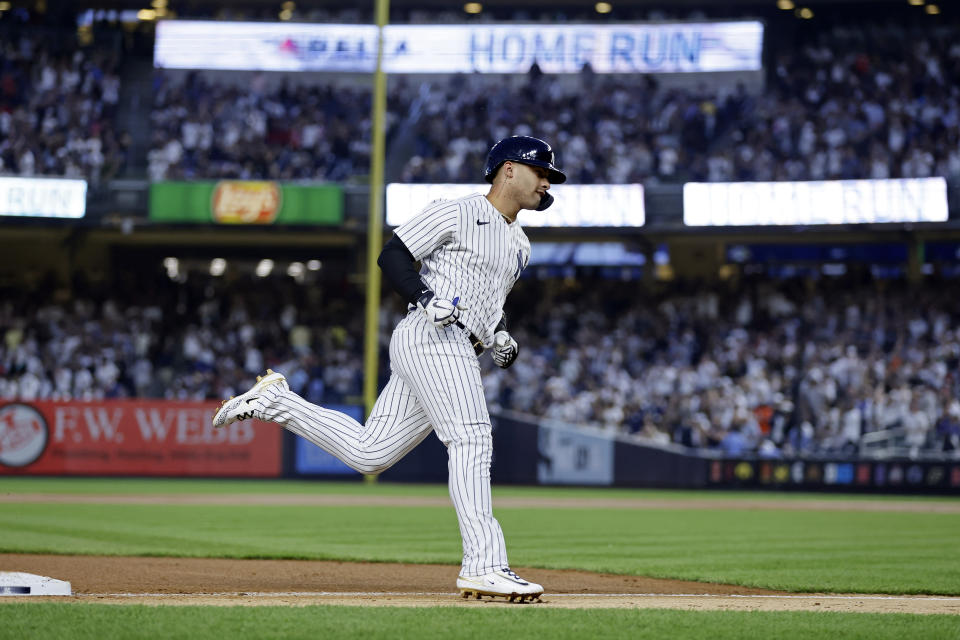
[363,0,389,422]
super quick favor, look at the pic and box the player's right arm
[393,199,459,261]
[378,235,466,328]
[377,234,429,306]
[378,202,464,327]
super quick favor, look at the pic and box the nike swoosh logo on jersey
[476,220,490,225]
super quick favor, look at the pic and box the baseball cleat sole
[459,589,542,603]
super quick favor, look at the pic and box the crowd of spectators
[2,269,958,458]
[724,21,960,183]
[0,269,367,408]
[397,70,685,184]
[481,274,960,458]
[397,20,960,185]
[148,71,416,182]
[0,31,128,184]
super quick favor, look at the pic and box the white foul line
[83,592,451,597]
[78,592,960,602]
[550,594,960,602]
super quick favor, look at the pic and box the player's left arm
[492,311,518,369]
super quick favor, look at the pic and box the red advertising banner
[0,400,281,477]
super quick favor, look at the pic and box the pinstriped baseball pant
[257,311,509,577]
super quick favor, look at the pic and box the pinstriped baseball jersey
[396,193,530,347]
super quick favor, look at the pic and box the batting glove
[492,330,519,368]
[417,291,468,328]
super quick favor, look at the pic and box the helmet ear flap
[486,161,505,184]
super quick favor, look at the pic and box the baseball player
[213,136,565,602]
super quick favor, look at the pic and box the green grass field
[1,604,958,640]
[1,477,958,638]
[1,476,955,501]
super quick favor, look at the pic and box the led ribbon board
[155,21,763,74]
[684,178,949,226]
[0,177,87,219]
[386,183,645,227]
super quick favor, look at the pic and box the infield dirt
[2,554,958,614]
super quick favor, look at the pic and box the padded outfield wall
[2,400,958,494]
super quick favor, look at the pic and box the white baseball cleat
[212,369,288,428]
[457,568,543,603]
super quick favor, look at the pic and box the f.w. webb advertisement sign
[0,401,281,477]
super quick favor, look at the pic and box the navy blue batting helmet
[483,136,566,185]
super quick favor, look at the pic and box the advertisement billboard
[0,177,87,219]
[149,181,343,225]
[386,183,645,227]
[385,22,763,74]
[0,401,282,477]
[155,21,377,72]
[528,242,647,266]
[725,243,908,264]
[155,20,763,74]
[684,177,949,226]
[707,459,960,492]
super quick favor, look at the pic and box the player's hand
[492,331,519,368]
[417,291,468,328]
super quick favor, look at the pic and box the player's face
[512,164,551,210]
